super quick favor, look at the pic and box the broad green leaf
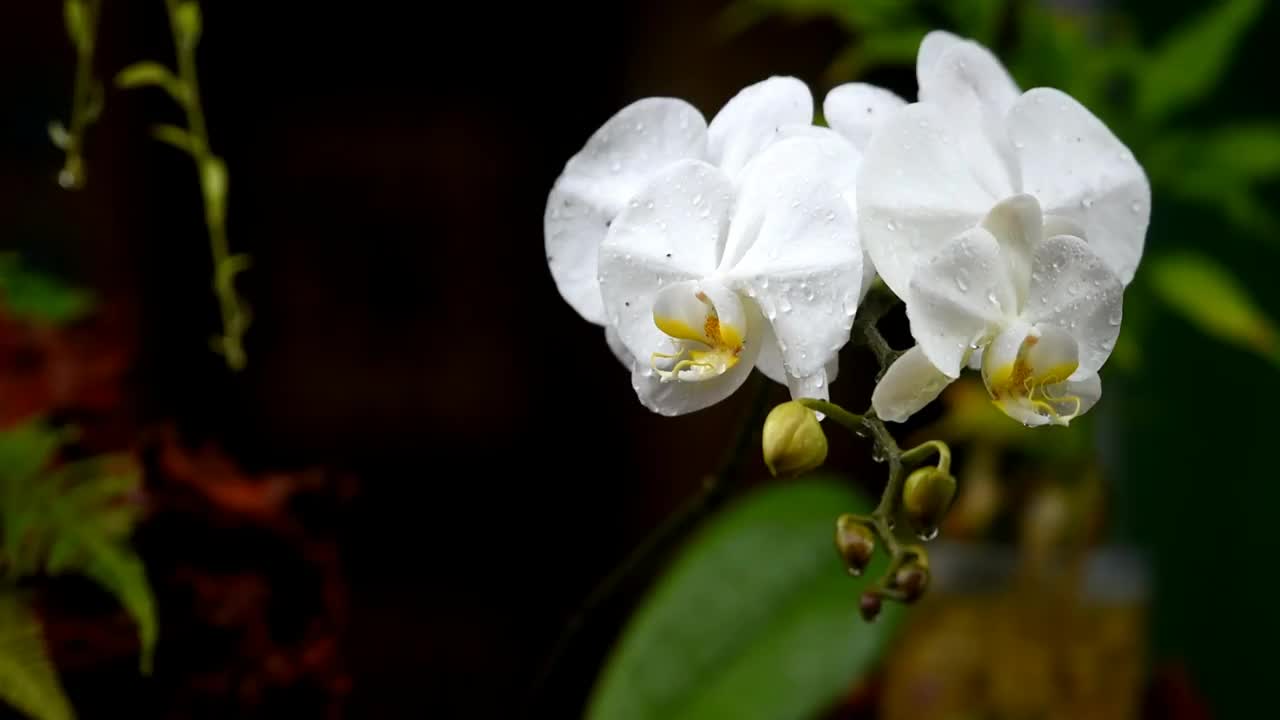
[589,479,901,720]
[0,593,74,720]
[115,62,188,106]
[1136,0,1263,122]
[1148,252,1280,365]
[0,256,93,325]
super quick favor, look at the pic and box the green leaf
[1136,0,1263,122]
[1148,252,1280,365]
[173,1,203,52]
[588,479,900,720]
[0,594,74,720]
[149,123,196,154]
[0,255,94,325]
[0,423,158,674]
[114,62,188,106]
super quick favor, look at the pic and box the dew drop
[1130,201,1142,214]
[916,526,939,542]
[886,219,898,231]
[954,271,970,292]
[692,193,703,206]
[1108,310,1122,326]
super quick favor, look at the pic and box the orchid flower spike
[839,31,1150,426]
[599,136,865,415]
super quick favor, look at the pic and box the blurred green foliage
[0,422,157,720]
[0,593,73,720]
[0,255,93,325]
[0,260,155,719]
[589,479,899,720]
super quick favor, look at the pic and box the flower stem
[57,0,103,190]
[163,0,251,370]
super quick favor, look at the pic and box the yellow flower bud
[834,514,876,576]
[902,466,957,540]
[761,402,828,477]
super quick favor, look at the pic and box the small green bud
[859,591,882,622]
[891,562,930,603]
[834,514,876,576]
[902,466,957,540]
[762,402,827,477]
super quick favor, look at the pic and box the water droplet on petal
[886,220,898,231]
[954,271,970,292]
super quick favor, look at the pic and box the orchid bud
[834,514,876,576]
[902,466,956,541]
[891,562,930,603]
[762,402,827,477]
[859,591,883,622]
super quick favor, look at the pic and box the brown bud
[834,514,876,576]
[859,591,883,622]
[891,562,930,603]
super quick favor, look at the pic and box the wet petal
[707,76,813,178]
[872,345,955,423]
[906,226,1016,377]
[546,98,708,323]
[1007,87,1149,283]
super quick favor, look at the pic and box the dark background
[2,0,1278,717]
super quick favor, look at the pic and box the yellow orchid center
[650,281,747,383]
[982,324,1083,426]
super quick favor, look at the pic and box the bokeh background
[1,0,1278,717]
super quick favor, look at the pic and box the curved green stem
[162,0,250,370]
[57,0,103,189]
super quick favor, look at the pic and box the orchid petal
[906,226,1016,377]
[857,102,1013,299]
[707,77,813,179]
[980,194,1043,311]
[872,344,955,423]
[823,83,906,151]
[598,160,734,364]
[546,98,708,323]
[1023,234,1125,374]
[631,304,764,416]
[721,138,864,381]
[1007,87,1150,283]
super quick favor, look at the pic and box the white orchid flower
[598,136,865,416]
[545,77,813,332]
[843,31,1149,425]
[874,195,1122,426]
